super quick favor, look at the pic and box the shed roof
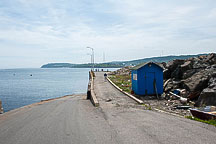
[130,62,164,70]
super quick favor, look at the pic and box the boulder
[182,69,198,79]
[171,66,183,80]
[212,71,216,78]
[181,61,192,72]
[196,88,216,106]
[166,59,185,71]
[183,69,210,92]
[204,53,216,65]
[196,77,216,106]
[192,60,209,69]
[208,77,216,89]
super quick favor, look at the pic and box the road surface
[0,72,215,144]
[93,72,216,144]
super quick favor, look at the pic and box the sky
[0,0,216,68]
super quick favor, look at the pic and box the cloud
[0,0,216,68]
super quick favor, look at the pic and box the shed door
[145,72,155,95]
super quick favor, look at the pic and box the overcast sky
[0,0,216,68]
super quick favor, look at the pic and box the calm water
[0,68,117,112]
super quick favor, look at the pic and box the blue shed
[131,62,163,96]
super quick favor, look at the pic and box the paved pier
[0,72,215,144]
[93,72,216,144]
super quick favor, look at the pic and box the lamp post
[87,53,92,71]
[86,47,94,71]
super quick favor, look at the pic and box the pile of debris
[163,53,216,107]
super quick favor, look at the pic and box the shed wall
[132,63,163,95]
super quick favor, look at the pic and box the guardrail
[87,71,99,107]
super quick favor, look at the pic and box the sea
[0,68,117,112]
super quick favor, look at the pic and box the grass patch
[109,75,132,93]
[185,116,216,126]
[141,104,152,110]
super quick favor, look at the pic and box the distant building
[131,62,163,96]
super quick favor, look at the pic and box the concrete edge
[154,108,184,118]
[106,77,144,104]
[87,71,99,107]
[0,95,75,116]
[90,89,99,107]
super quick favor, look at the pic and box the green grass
[141,104,152,110]
[185,116,216,126]
[109,75,132,93]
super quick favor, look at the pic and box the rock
[196,88,216,106]
[164,59,185,80]
[181,61,192,72]
[207,77,216,89]
[182,69,198,79]
[183,69,210,92]
[172,81,182,89]
[192,60,209,69]
[171,66,183,80]
[167,59,185,71]
[211,71,216,77]
[106,98,112,102]
[204,53,216,65]
[196,77,216,106]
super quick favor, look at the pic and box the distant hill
[41,54,207,68]
[41,63,76,68]
[41,63,121,68]
[110,54,207,66]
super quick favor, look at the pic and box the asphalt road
[0,95,118,144]
[93,72,216,144]
[0,72,215,144]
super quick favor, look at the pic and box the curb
[154,108,184,118]
[107,77,144,104]
[91,89,99,107]
[87,71,99,107]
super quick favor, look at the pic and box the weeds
[141,104,152,110]
[109,75,131,93]
[185,116,216,126]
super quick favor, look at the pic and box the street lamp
[87,53,92,71]
[86,47,94,71]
